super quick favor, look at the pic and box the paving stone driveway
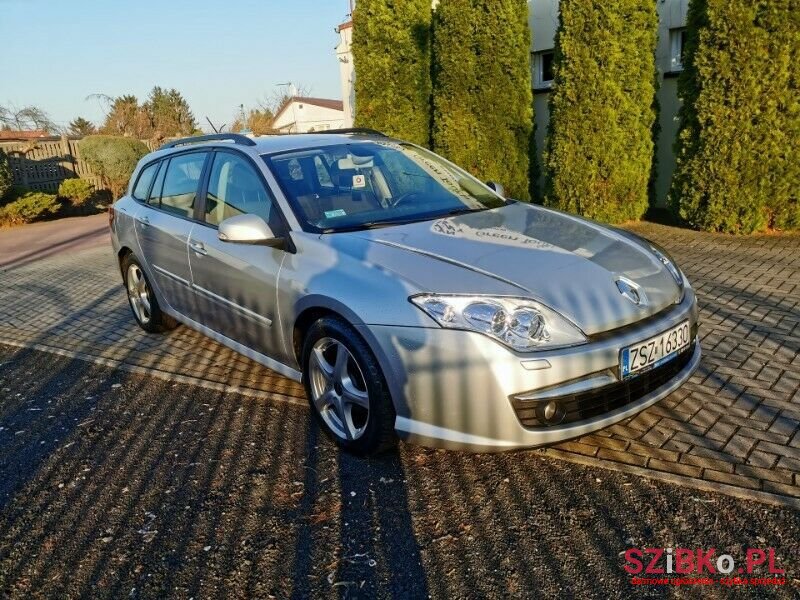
[0,222,798,502]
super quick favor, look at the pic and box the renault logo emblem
[616,277,646,306]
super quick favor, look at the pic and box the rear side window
[159,152,208,219]
[132,162,158,201]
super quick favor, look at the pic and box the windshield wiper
[321,217,428,233]
[320,207,487,234]
[436,207,487,217]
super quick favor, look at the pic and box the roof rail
[306,128,387,137]
[159,133,257,150]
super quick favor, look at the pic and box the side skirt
[162,307,303,383]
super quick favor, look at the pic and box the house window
[533,50,555,88]
[670,28,687,71]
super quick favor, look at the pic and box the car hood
[342,203,683,335]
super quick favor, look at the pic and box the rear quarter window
[132,161,159,201]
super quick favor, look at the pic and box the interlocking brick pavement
[0,247,306,402]
[547,223,800,501]
[0,223,798,502]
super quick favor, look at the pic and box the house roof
[337,20,353,31]
[0,129,51,141]
[287,97,344,112]
[271,96,345,126]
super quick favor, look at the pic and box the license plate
[620,321,691,379]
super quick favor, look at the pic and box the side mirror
[486,181,506,198]
[218,214,283,248]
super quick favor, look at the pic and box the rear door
[186,149,289,361]
[135,151,209,316]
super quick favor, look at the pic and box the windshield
[263,141,506,232]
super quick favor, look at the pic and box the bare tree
[0,104,58,132]
[260,83,313,115]
[230,106,276,135]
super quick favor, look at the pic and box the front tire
[121,254,177,333]
[302,317,396,454]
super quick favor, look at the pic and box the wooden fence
[0,136,160,194]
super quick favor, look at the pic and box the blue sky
[0,0,352,131]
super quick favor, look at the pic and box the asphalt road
[0,213,109,270]
[0,343,797,599]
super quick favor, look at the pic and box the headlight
[410,294,587,352]
[649,244,684,289]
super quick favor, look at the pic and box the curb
[544,447,800,511]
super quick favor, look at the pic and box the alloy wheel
[308,337,370,441]
[126,263,152,325]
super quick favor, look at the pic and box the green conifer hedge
[544,0,658,223]
[352,0,433,146]
[432,0,533,200]
[671,0,799,233]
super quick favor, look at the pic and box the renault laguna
[110,130,700,454]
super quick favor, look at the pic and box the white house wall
[272,103,346,133]
[336,25,355,127]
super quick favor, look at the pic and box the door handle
[190,241,207,256]
[138,215,150,227]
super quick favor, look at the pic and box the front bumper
[359,287,700,452]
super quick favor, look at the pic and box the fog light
[537,400,565,426]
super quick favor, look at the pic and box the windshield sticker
[352,174,366,188]
[324,209,347,219]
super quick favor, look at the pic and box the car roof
[146,133,393,161]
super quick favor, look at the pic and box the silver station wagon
[110,130,700,454]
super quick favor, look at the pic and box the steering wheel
[391,191,423,208]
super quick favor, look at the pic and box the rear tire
[302,317,396,455]
[121,253,178,333]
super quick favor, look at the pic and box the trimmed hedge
[0,150,12,201]
[352,0,432,145]
[0,191,59,227]
[544,0,658,223]
[58,178,95,206]
[670,0,799,233]
[432,0,533,200]
[79,135,148,198]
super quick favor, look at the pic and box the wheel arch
[292,295,370,363]
[117,246,133,277]
[290,296,396,394]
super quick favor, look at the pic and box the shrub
[0,191,60,227]
[0,150,12,201]
[432,0,533,200]
[79,135,148,198]
[58,178,95,206]
[544,0,658,223]
[352,0,433,145]
[670,0,799,233]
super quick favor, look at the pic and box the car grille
[511,343,696,429]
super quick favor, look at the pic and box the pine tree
[544,0,658,223]
[432,0,533,200]
[352,0,433,146]
[68,117,96,137]
[670,0,799,232]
